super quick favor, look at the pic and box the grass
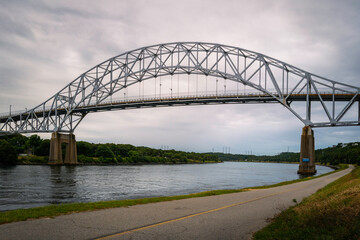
[0,189,244,224]
[0,164,347,225]
[248,164,348,190]
[253,165,360,240]
[18,155,48,164]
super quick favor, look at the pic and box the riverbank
[225,160,340,169]
[0,134,221,165]
[15,160,222,166]
[253,164,360,239]
[0,164,344,225]
[209,142,360,167]
[0,165,352,240]
[15,155,221,165]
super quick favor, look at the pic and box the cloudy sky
[1,0,360,155]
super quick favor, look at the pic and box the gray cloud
[1,0,360,154]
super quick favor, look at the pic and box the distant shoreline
[9,161,222,166]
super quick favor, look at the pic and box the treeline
[209,142,360,166]
[207,152,300,163]
[76,141,219,164]
[0,134,49,156]
[315,142,360,165]
[0,134,220,164]
[2,134,359,166]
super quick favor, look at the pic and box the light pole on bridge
[216,79,218,96]
[160,83,162,98]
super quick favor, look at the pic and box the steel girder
[0,42,359,135]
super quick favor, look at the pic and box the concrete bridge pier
[298,126,316,174]
[49,132,77,164]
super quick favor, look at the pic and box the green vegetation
[0,134,220,164]
[209,152,299,163]
[209,142,360,166]
[0,134,46,155]
[253,165,360,240]
[248,164,348,190]
[316,142,360,165]
[0,189,244,224]
[76,141,219,164]
[0,139,18,165]
[2,134,359,165]
[18,155,48,164]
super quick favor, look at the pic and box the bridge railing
[0,88,356,119]
[0,90,272,116]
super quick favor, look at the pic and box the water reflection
[0,165,17,179]
[49,166,78,204]
[0,162,333,211]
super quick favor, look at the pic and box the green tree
[117,144,136,157]
[35,139,50,156]
[77,141,97,156]
[0,139,18,165]
[4,134,28,154]
[128,150,139,163]
[96,145,115,159]
[27,135,42,155]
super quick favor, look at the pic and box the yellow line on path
[96,186,302,240]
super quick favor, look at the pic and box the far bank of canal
[0,162,332,211]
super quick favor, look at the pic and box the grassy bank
[0,189,244,224]
[249,164,348,190]
[253,165,360,239]
[0,165,343,225]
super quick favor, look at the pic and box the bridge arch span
[1,42,359,172]
[1,42,359,134]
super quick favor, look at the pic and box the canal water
[0,162,332,211]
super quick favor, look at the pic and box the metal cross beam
[1,42,359,135]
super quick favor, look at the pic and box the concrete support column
[49,132,77,165]
[298,126,316,174]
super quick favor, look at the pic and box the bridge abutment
[49,132,77,164]
[298,126,316,174]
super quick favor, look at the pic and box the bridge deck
[0,93,357,124]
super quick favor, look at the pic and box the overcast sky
[1,0,360,155]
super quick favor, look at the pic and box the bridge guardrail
[0,90,357,119]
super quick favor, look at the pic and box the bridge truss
[1,42,359,135]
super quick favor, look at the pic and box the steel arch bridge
[0,42,359,171]
[1,42,359,134]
